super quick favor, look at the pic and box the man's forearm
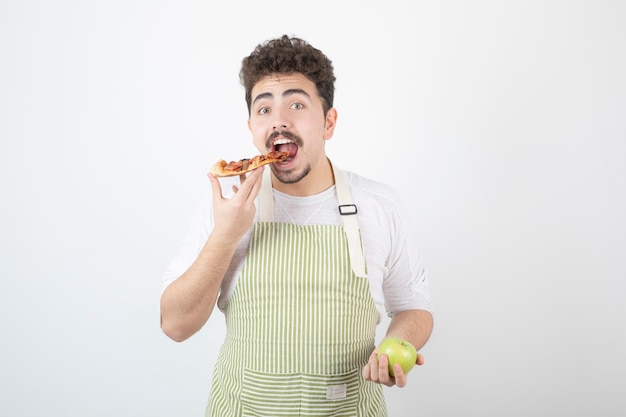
[159,236,238,342]
[385,309,434,351]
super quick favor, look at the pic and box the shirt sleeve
[382,191,434,316]
[161,195,213,295]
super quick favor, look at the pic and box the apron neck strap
[332,161,368,278]
[260,168,274,222]
[259,160,368,278]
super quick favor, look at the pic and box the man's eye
[259,107,270,115]
[291,103,304,110]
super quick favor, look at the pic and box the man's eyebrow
[252,89,311,105]
[252,92,273,105]
[283,88,310,98]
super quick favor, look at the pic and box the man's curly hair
[240,35,336,116]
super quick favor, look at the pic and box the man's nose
[272,110,289,129]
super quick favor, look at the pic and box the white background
[1,1,625,416]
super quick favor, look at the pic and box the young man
[160,35,433,416]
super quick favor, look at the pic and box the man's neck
[271,157,335,196]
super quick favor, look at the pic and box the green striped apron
[206,163,386,417]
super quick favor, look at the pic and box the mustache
[266,130,302,148]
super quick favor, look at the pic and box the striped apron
[206,163,386,417]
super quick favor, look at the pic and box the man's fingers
[362,351,377,381]
[236,166,264,200]
[207,172,224,201]
[361,363,371,380]
[377,354,393,386]
[392,365,407,388]
[416,353,425,366]
[364,351,413,387]
[210,166,265,200]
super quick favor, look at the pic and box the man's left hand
[361,350,425,388]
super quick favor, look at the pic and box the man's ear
[323,107,338,140]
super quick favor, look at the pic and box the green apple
[377,337,418,376]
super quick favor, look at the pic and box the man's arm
[159,235,239,342]
[386,308,433,352]
[160,167,265,342]
[362,309,434,387]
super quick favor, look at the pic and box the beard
[270,164,311,184]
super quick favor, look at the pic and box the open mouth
[272,138,298,161]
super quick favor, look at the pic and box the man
[160,35,433,416]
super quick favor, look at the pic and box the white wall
[1,1,625,416]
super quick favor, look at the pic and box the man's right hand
[207,166,265,246]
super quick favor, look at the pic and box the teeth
[274,138,293,145]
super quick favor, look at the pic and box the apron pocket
[241,368,360,417]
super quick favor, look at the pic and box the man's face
[247,73,336,190]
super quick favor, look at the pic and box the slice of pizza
[210,150,289,177]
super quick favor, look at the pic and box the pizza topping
[211,150,289,177]
[224,159,249,171]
